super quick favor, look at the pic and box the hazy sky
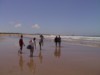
[0,0,100,35]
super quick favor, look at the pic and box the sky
[0,0,100,35]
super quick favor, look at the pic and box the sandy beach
[0,36,100,75]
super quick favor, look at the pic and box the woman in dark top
[19,35,25,54]
[58,35,61,47]
[54,36,58,47]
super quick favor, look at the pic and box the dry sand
[0,36,100,75]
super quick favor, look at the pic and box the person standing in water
[29,39,34,57]
[19,35,25,54]
[39,34,44,50]
[40,34,44,46]
[58,35,61,47]
[33,37,36,49]
[54,36,58,47]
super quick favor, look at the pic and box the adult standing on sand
[40,34,44,46]
[58,35,61,47]
[54,35,61,47]
[54,36,58,47]
[39,34,44,50]
[19,35,25,54]
[33,37,36,49]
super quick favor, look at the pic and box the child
[29,39,34,57]
[33,37,36,49]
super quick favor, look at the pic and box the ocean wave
[23,35,100,47]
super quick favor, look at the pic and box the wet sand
[0,37,100,75]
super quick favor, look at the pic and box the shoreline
[1,34,100,48]
[0,36,100,75]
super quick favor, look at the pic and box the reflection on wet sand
[27,57,36,74]
[19,54,24,71]
[54,47,61,58]
[1,37,100,75]
[39,50,43,63]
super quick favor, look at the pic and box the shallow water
[0,37,100,75]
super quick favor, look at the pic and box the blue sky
[0,0,100,35]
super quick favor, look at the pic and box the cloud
[9,21,22,28]
[14,24,22,28]
[32,24,40,29]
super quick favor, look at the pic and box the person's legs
[41,40,43,46]
[39,42,41,50]
[30,49,32,57]
[30,47,34,57]
[30,49,31,57]
[32,48,34,56]
[35,42,36,49]
[41,41,43,46]
[19,45,23,54]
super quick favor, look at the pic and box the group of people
[19,34,61,57]
[19,34,44,57]
[54,35,61,47]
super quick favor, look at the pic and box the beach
[0,36,100,75]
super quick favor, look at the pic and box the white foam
[23,34,100,47]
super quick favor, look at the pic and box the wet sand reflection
[27,57,36,74]
[19,54,24,71]
[54,47,61,58]
[0,37,100,75]
[39,50,43,64]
